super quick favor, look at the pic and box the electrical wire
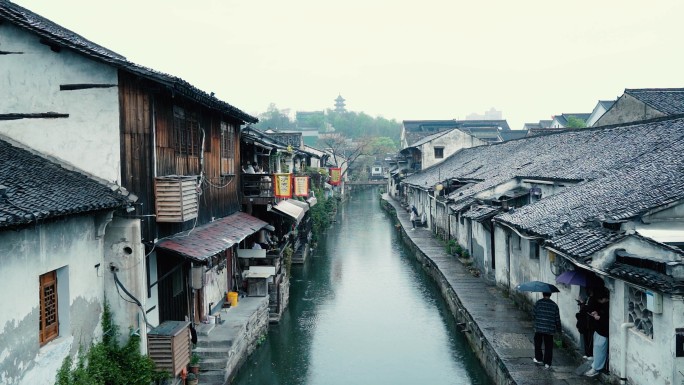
[112,271,154,329]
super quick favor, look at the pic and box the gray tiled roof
[625,88,684,115]
[545,227,626,260]
[409,129,455,148]
[500,130,529,141]
[0,138,129,228]
[0,0,257,124]
[405,116,684,257]
[609,263,684,295]
[463,205,502,222]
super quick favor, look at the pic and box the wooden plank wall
[119,71,242,242]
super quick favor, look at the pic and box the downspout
[620,322,634,384]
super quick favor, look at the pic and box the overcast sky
[14,0,684,129]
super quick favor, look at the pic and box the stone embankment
[381,194,601,385]
[193,296,269,385]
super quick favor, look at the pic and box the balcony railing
[242,173,274,204]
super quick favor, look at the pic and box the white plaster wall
[596,94,668,127]
[203,267,229,318]
[494,226,509,287]
[0,24,121,184]
[591,236,682,271]
[419,130,485,169]
[104,217,147,351]
[474,179,519,201]
[470,222,489,272]
[0,216,107,385]
[608,280,681,385]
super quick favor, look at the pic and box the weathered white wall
[0,23,121,184]
[203,266,229,318]
[605,281,681,385]
[595,94,667,127]
[0,216,108,385]
[419,130,485,169]
[104,217,148,351]
[470,221,493,276]
[494,226,509,287]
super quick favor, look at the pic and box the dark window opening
[434,147,444,159]
[173,106,201,156]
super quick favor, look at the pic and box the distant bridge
[346,180,387,186]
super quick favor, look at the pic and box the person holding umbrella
[533,291,561,369]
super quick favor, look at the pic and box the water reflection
[234,189,492,385]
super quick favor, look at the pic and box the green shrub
[56,300,169,385]
[445,240,457,255]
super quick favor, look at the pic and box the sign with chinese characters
[294,176,309,197]
[273,173,292,198]
[329,168,342,186]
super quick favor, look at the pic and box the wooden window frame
[173,106,201,156]
[39,271,59,345]
[220,122,235,175]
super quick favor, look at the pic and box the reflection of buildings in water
[330,259,343,285]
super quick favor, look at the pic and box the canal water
[234,189,493,385]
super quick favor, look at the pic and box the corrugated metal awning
[156,212,268,262]
[271,199,306,223]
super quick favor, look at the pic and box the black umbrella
[516,280,560,293]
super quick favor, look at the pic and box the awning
[288,199,310,213]
[271,199,307,223]
[156,212,268,262]
[307,197,317,207]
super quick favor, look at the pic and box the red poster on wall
[273,173,292,198]
[293,176,309,197]
[329,168,342,186]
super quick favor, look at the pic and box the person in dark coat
[585,288,610,377]
[533,292,561,369]
[576,288,596,359]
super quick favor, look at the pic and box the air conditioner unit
[154,176,198,223]
[147,321,191,376]
[646,291,663,314]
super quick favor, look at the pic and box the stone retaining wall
[381,199,515,385]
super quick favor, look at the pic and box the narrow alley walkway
[383,194,602,385]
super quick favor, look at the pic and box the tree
[321,135,370,180]
[367,136,397,157]
[566,116,587,128]
[254,103,294,130]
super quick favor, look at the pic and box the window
[39,271,59,344]
[220,121,235,174]
[434,146,444,159]
[173,106,201,156]
[628,286,653,339]
[511,233,521,250]
[172,267,183,297]
[529,240,540,259]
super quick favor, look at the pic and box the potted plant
[186,372,198,385]
[189,353,201,374]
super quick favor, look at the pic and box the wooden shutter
[39,271,59,344]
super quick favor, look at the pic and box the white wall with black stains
[0,23,121,184]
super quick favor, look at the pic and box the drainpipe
[620,322,634,384]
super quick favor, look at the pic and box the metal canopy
[156,212,268,262]
[271,199,307,223]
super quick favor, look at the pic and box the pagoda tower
[334,94,346,113]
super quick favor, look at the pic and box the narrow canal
[234,189,493,385]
